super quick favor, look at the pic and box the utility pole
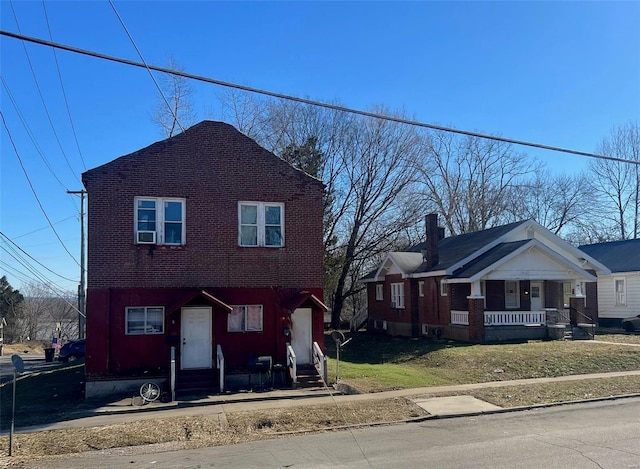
[68,190,86,339]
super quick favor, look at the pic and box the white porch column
[572,279,584,297]
[470,280,483,298]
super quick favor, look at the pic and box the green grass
[0,362,86,431]
[327,332,640,392]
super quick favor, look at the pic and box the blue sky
[1,1,639,294]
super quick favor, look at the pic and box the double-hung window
[375,284,384,301]
[505,281,520,309]
[390,283,405,309]
[126,306,165,335]
[228,305,264,332]
[135,197,185,245]
[239,202,284,247]
[615,278,626,306]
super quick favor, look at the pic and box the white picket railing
[286,343,297,386]
[484,311,546,326]
[451,310,546,326]
[451,310,469,325]
[312,341,327,383]
[216,344,225,393]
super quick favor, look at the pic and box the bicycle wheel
[140,382,160,402]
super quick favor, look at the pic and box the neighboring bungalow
[578,239,640,328]
[362,214,610,342]
[82,121,327,398]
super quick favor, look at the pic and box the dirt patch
[2,341,49,355]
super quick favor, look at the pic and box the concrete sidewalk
[14,369,640,434]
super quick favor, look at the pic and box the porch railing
[451,310,469,325]
[451,310,546,326]
[484,311,546,326]
[312,341,327,384]
[349,309,368,331]
[216,344,225,393]
[286,343,297,386]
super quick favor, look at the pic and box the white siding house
[579,239,640,324]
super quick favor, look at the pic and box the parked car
[58,339,85,362]
[621,314,640,332]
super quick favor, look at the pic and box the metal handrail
[312,341,327,383]
[216,344,225,393]
[286,343,297,386]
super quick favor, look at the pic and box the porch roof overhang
[166,290,233,315]
[283,291,329,313]
[444,239,597,284]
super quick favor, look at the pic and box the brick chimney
[425,213,441,268]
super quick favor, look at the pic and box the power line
[7,1,82,184]
[107,0,185,134]
[41,0,87,171]
[0,29,637,166]
[0,231,77,282]
[1,76,71,192]
[1,110,81,268]
[0,260,83,316]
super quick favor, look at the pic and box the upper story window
[239,202,284,247]
[418,281,425,297]
[135,197,185,245]
[391,282,405,309]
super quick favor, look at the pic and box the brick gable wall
[82,122,324,290]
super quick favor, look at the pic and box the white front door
[530,282,544,311]
[181,307,212,370]
[291,308,312,365]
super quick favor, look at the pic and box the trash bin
[44,348,55,362]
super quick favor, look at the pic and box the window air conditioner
[137,231,156,244]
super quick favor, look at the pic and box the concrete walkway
[14,369,640,434]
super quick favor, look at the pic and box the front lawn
[326,332,640,392]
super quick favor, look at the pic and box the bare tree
[507,170,592,235]
[219,93,422,325]
[587,121,640,240]
[151,57,198,137]
[14,283,78,341]
[412,130,540,235]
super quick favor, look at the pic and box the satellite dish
[331,330,345,344]
[11,354,24,373]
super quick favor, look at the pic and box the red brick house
[82,121,327,398]
[363,214,610,342]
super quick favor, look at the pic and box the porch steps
[294,364,327,390]
[176,369,218,394]
[562,325,595,341]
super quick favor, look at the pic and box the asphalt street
[17,397,640,469]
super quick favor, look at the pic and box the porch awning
[283,291,329,313]
[166,290,233,315]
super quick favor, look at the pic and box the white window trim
[614,277,626,306]
[505,280,520,309]
[418,281,425,297]
[375,284,384,301]
[228,305,264,332]
[391,282,405,309]
[440,280,447,296]
[134,197,186,246]
[125,306,165,335]
[238,202,285,247]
